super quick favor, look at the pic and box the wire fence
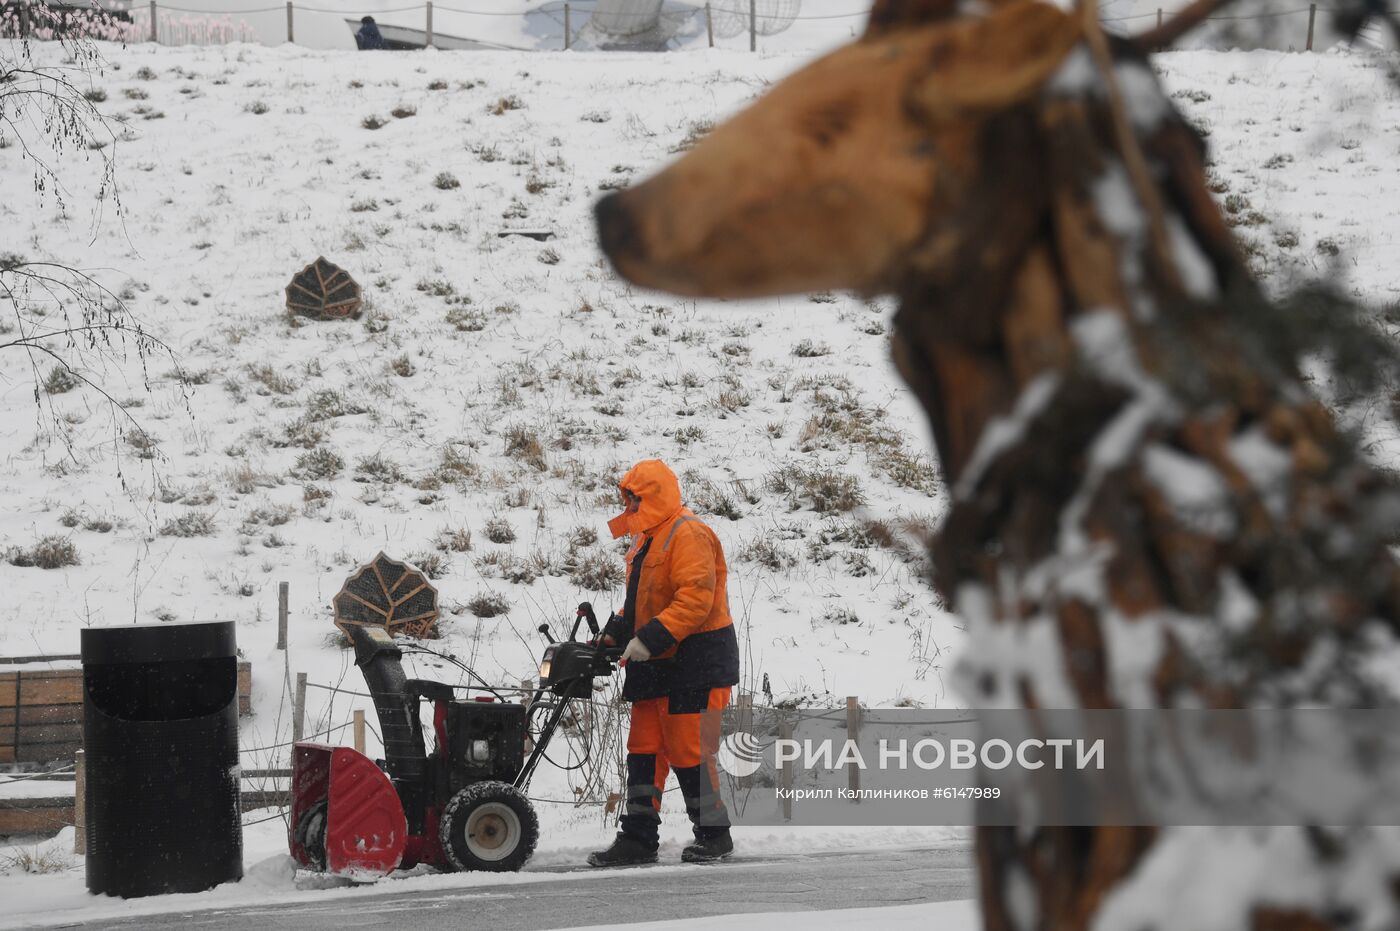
[0,765,75,787]
[0,1,1383,52]
[0,0,865,48]
[239,719,352,754]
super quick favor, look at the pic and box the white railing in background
[0,3,1380,56]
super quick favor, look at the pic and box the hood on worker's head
[608,459,683,538]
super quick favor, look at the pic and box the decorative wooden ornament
[333,552,440,640]
[286,257,362,320]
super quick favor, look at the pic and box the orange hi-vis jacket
[603,460,740,702]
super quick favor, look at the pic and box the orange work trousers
[619,687,731,847]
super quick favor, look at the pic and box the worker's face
[620,490,641,514]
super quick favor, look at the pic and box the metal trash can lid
[81,620,237,665]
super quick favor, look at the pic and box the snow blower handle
[574,602,600,640]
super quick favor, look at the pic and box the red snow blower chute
[289,603,620,878]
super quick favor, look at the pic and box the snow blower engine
[289,603,621,878]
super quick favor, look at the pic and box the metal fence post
[705,2,713,47]
[748,0,756,52]
[426,0,433,47]
[148,0,156,42]
[564,2,570,50]
[1306,3,1316,51]
[1156,8,1162,29]
[285,0,293,44]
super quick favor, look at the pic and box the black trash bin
[81,621,243,898]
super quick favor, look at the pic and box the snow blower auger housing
[290,603,621,878]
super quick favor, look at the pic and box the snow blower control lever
[519,603,624,788]
[289,602,621,879]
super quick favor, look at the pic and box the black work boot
[587,833,659,868]
[681,828,734,863]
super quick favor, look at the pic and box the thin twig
[1078,0,1181,294]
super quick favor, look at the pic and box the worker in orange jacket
[587,459,740,867]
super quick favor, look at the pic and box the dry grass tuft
[6,536,80,569]
[503,424,548,471]
[465,590,511,618]
[160,512,217,537]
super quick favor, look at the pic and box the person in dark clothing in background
[355,16,387,50]
[588,459,741,868]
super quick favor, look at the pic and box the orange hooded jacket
[604,460,739,701]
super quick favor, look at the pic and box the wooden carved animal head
[596,0,1069,298]
[595,0,1239,315]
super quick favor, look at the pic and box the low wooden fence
[0,657,257,836]
[0,657,252,765]
[0,784,289,836]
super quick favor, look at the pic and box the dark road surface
[46,845,975,931]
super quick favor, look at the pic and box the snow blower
[289,603,621,878]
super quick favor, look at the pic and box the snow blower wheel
[440,781,539,872]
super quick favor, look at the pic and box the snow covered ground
[1,25,1399,929]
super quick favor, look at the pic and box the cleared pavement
[55,845,975,931]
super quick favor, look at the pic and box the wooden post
[736,692,753,789]
[778,719,793,821]
[564,3,570,50]
[277,581,289,651]
[1306,3,1316,51]
[285,1,293,44]
[292,672,307,743]
[10,672,19,761]
[748,0,756,52]
[425,1,433,48]
[353,710,366,754]
[73,749,86,855]
[705,2,713,47]
[148,0,156,42]
[1156,8,1163,29]
[846,697,861,802]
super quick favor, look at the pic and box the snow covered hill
[0,42,956,734]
